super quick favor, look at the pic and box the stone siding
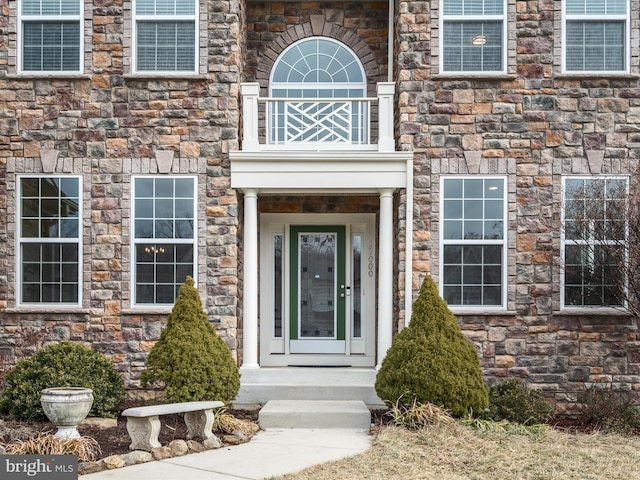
[1,0,640,410]
[397,0,640,409]
[0,0,244,387]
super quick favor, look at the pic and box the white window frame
[439,175,508,310]
[561,176,628,309]
[131,0,199,74]
[17,175,83,307]
[562,0,630,74]
[439,0,508,75]
[131,175,198,307]
[17,0,84,74]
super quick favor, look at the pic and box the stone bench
[121,401,224,451]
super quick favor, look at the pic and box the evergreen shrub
[487,378,554,425]
[0,341,125,422]
[375,275,488,417]
[141,276,240,403]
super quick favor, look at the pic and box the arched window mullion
[269,37,368,146]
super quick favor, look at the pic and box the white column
[240,83,260,152]
[377,189,394,369]
[242,189,259,369]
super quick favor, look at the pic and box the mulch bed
[0,407,260,459]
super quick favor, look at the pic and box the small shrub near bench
[0,341,125,422]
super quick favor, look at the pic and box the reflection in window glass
[352,234,362,338]
[133,177,196,305]
[562,177,627,307]
[442,177,505,306]
[273,234,283,338]
[564,0,627,72]
[19,176,81,304]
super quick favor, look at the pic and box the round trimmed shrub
[375,275,488,417]
[141,276,240,403]
[0,341,125,422]
[487,378,554,425]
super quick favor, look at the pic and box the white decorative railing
[240,82,395,152]
[267,98,370,145]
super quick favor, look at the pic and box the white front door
[259,213,376,367]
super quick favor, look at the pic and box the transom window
[563,0,629,73]
[562,177,627,308]
[19,0,83,73]
[441,0,506,73]
[19,176,81,305]
[441,177,506,307]
[132,177,196,305]
[133,0,198,73]
[269,37,368,145]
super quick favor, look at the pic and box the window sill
[431,73,516,81]
[121,308,172,315]
[6,74,91,80]
[451,310,516,316]
[123,73,208,81]
[555,308,631,316]
[556,73,640,80]
[4,307,90,314]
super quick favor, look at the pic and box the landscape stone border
[78,429,256,475]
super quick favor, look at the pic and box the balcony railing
[240,82,395,153]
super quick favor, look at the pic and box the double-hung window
[19,0,83,73]
[441,177,506,307]
[563,0,629,73]
[562,177,627,308]
[441,0,506,74]
[19,176,81,305]
[132,177,196,306]
[133,0,198,73]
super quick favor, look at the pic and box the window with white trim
[19,0,83,73]
[133,0,198,73]
[441,177,506,307]
[562,177,627,308]
[563,0,629,73]
[132,176,196,305]
[19,176,81,305]
[441,0,506,73]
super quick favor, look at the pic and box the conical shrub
[141,277,240,403]
[375,276,488,417]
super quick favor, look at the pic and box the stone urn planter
[40,387,94,439]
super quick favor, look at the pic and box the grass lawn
[271,422,640,480]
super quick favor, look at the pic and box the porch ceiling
[229,150,411,193]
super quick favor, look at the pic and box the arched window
[269,38,368,145]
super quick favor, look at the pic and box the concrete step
[233,367,385,409]
[259,400,372,430]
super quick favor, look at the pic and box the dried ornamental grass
[4,433,101,462]
[387,397,454,429]
[213,407,260,436]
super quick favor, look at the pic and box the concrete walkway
[82,428,372,480]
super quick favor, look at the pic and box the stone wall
[2,0,640,410]
[397,0,640,410]
[245,1,389,86]
[0,0,244,387]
